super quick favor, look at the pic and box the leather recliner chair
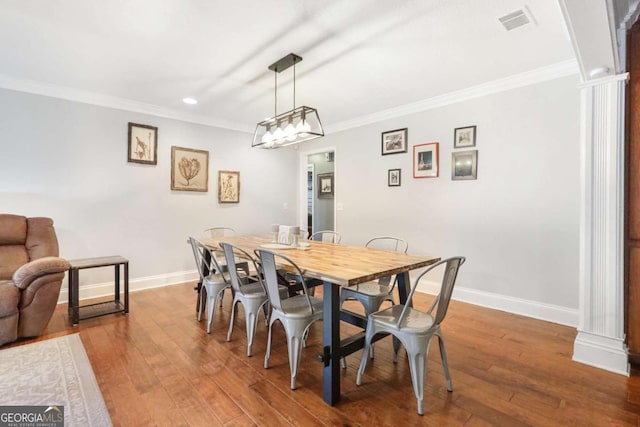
[0,214,70,346]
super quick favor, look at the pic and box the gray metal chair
[189,237,231,334]
[221,242,287,357]
[356,256,465,415]
[191,227,236,311]
[340,237,408,315]
[339,237,408,365]
[256,249,324,390]
[309,230,342,243]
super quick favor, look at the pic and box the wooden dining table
[203,234,440,406]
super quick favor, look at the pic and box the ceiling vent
[499,7,535,31]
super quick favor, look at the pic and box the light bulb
[261,129,273,144]
[296,119,311,135]
[272,126,284,144]
[284,121,296,142]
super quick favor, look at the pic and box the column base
[573,330,629,376]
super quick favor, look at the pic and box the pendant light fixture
[252,53,324,148]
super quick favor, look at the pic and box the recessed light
[182,97,198,105]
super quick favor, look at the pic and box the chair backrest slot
[309,230,342,244]
[189,237,226,283]
[397,256,465,328]
[365,236,408,287]
[256,249,315,314]
[220,242,264,294]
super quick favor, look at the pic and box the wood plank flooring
[6,283,640,426]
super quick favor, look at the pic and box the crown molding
[326,59,580,134]
[0,74,254,134]
[0,60,578,136]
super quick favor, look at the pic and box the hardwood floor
[8,283,640,426]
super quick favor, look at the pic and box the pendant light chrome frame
[252,53,324,149]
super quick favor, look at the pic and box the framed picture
[317,173,334,199]
[218,170,240,203]
[388,169,401,187]
[171,146,209,192]
[381,128,408,155]
[454,125,476,148]
[413,142,439,178]
[128,122,158,165]
[452,150,478,180]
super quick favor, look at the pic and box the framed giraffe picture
[127,122,158,165]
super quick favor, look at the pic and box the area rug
[0,334,112,426]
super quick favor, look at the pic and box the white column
[573,73,629,375]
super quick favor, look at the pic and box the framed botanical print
[413,142,439,178]
[171,146,209,192]
[128,122,158,165]
[218,170,240,203]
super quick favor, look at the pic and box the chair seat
[203,272,228,286]
[342,281,393,298]
[279,295,324,319]
[239,281,267,297]
[371,305,434,334]
[357,256,465,416]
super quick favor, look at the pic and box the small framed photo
[317,173,334,199]
[171,146,209,192]
[413,142,439,178]
[452,150,478,180]
[381,128,408,155]
[218,170,240,203]
[454,125,476,148]
[388,169,401,187]
[128,123,158,165]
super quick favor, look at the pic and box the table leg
[115,263,120,303]
[397,272,410,304]
[124,262,129,314]
[322,281,341,405]
[67,270,73,316]
[72,269,80,326]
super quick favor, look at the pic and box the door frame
[298,146,337,233]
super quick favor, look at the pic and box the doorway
[300,149,336,235]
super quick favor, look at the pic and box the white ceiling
[0,0,576,132]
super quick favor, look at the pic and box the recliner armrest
[12,257,71,290]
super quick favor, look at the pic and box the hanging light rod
[252,53,324,149]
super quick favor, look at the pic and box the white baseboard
[573,331,629,376]
[61,270,628,376]
[62,271,578,327]
[415,279,579,327]
[57,270,198,304]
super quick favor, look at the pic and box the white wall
[302,75,581,324]
[0,88,298,295]
[0,74,582,326]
